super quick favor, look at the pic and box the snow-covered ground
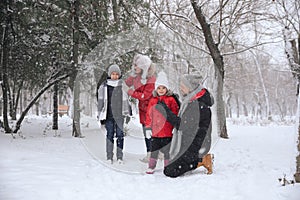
[0,115,300,200]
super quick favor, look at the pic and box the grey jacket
[97,79,130,120]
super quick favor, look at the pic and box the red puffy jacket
[125,74,156,125]
[145,92,179,138]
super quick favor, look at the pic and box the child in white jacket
[97,64,129,164]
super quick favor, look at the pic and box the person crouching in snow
[97,64,130,164]
[155,74,214,177]
[144,72,179,174]
[123,54,156,163]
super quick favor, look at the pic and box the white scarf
[107,79,121,87]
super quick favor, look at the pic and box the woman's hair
[147,63,156,77]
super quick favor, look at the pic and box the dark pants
[163,150,199,178]
[150,137,172,160]
[164,128,208,178]
[105,118,124,160]
[142,125,151,152]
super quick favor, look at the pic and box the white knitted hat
[155,71,170,89]
[107,64,121,76]
[135,55,152,84]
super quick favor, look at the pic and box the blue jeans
[105,118,124,160]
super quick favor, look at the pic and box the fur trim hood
[152,89,174,97]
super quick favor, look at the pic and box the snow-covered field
[0,115,300,200]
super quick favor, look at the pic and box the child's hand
[145,129,152,139]
[124,115,131,124]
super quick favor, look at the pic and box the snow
[1,115,300,200]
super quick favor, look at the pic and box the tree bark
[284,29,300,183]
[191,0,228,138]
[0,5,12,133]
[52,82,58,130]
[112,0,120,29]
[72,77,81,137]
[71,0,82,138]
[295,34,300,183]
[251,50,271,120]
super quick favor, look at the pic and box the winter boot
[146,168,155,174]
[197,154,213,174]
[106,158,113,165]
[146,158,157,174]
[117,159,124,164]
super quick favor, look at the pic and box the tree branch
[150,8,210,55]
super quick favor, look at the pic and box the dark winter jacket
[97,79,129,121]
[145,90,179,138]
[125,74,156,125]
[162,87,213,178]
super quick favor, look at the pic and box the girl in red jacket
[144,72,179,174]
[123,54,156,162]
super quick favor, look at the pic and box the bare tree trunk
[0,96,2,117]
[215,66,228,138]
[8,80,22,120]
[225,93,232,118]
[242,102,248,117]
[19,89,23,114]
[71,0,82,138]
[52,82,58,130]
[0,7,12,133]
[13,83,22,118]
[294,35,300,183]
[23,89,28,111]
[9,88,16,120]
[251,51,271,120]
[294,84,300,183]
[283,27,300,182]
[112,0,120,29]
[235,94,240,118]
[191,0,228,138]
[34,101,39,115]
[72,77,81,137]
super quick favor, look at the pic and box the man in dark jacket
[155,74,214,178]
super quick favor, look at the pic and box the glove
[122,83,130,93]
[124,115,131,124]
[145,128,152,139]
[155,101,181,130]
[155,101,168,118]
